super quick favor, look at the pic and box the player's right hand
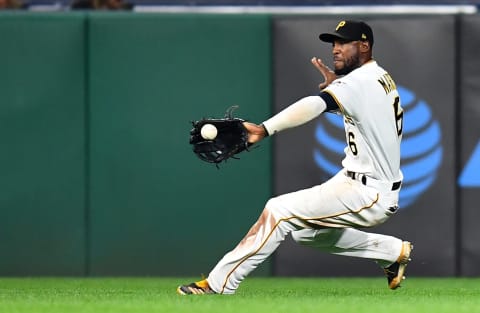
[311,57,337,90]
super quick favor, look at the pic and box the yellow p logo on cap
[336,21,346,31]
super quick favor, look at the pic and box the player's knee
[291,229,318,245]
[264,197,280,213]
[291,230,303,243]
[264,197,294,222]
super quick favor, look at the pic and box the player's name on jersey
[378,73,397,95]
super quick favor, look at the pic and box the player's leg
[203,171,370,294]
[178,170,405,295]
[205,200,305,294]
[177,199,303,295]
[291,227,412,289]
[291,227,402,264]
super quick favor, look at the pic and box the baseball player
[178,20,412,295]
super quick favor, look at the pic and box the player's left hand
[242,122,267,144]
[311,57,337,89]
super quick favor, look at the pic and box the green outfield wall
[0,12,272,276]
[0,13,87,275]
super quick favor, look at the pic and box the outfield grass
[0,277,479,313]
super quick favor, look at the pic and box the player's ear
[359,41,370,52]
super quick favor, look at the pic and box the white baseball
[200,124,218,140]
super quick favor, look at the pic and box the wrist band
[260,123,270,137]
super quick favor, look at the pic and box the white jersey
[323,60,403,182]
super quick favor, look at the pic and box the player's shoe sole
[384,241,413,290]
[177,279,216,295]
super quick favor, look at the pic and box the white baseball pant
[207,169,404,294]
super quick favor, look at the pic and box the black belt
[346,171,401,191]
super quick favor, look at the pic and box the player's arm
[244,95,337,144]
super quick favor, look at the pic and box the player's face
[331,39,361,75]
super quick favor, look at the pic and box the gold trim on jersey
[322,89,356,125]
[219,193,380,293]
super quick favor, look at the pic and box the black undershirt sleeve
[319,91,340,113]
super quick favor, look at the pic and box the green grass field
[0,277,479,313]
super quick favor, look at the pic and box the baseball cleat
[383,241,413,290]
[177,279,216,295]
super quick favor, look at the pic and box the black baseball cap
[319,20,374,46]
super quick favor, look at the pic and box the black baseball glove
[189,106,251,165]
